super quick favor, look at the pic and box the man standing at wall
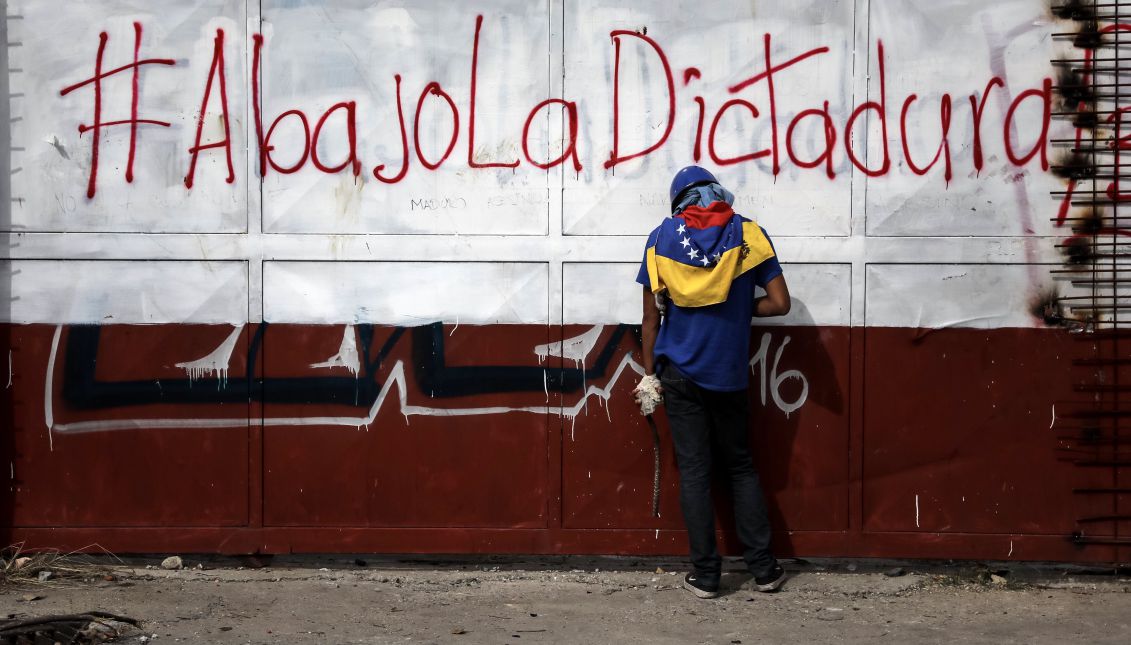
[633,166,791,599]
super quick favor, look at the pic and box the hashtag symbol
[59,22,176,198]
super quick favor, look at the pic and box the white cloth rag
[633,374,663,416]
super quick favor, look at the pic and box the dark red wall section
[5,325,249,528]
[1,322,1126,562]
[864,328,1102,537]
[261,325,551,528]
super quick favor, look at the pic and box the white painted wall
[264,261,548,325]
[1,260,248,324]
[3,0,1079,327]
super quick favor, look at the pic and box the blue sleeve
[753,227,783,288]
[636,228,660,288]
[636,250,650,287]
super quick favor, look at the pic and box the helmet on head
[669,165,718,208]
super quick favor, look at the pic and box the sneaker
[752,563,787,592]
[682,572,719,599]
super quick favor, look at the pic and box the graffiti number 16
[749,332,809,417]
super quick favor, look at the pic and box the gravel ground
[2,557,1129,644]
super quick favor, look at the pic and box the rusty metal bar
[1076,515,1131,522]
[1072,531,1131,543]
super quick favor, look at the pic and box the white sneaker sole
[682,579,719,599]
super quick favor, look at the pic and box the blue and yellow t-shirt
[636,202,783,392]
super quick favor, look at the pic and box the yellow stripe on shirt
[646,221,775,308]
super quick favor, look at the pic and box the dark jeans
[660,364,775,585]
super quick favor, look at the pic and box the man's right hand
[632,374,664,416]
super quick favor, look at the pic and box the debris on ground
[1,543,120,588]
[159,556,183,571]
[817,607,845,621]
[0,612,139,644]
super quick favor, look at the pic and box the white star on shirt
[687,248,698,260]
[712,252,722,262]
[700,256,710,266]
[680,236,691,248]
[677,223,686,234]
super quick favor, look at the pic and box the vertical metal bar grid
[1050,0,1131,550]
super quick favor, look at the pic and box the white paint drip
[915,494,921,528]
[309,325,360,376]
[655,529,659,540]
[1049,404,1056,430]
[534,325,604,363]
[44,325,61,451]
[45,335,646,434]
[581,370,588,417]
[175,325,243,388]
[6,350,11,389]
[1008,540,1014,557]
[543,369,549,402]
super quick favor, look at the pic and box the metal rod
[1061,409,1131,417]
[1048,140,1114,145]
[1050,218,1111,223]
[1055,57,1131,64]
[1049,164,1129,169]
[1052,268,1131,273]
[1056,295,1131,300]
[1061,437,1131,445]
[1054,427,1131,434]
[1050,36,1131,47]
[1062,328,1131,338]
[1054,2,1131,8]
[1056,81,1131,88]
[1052,110,1126,117]
[1061,446,1131,454]
[1075,515,1131,523]
[1066,64,1131,72]
[1071,536,1131,546]
[1051,190,1128,195]
[1050,174,1131,180]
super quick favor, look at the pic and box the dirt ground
[2,556,1129,644]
